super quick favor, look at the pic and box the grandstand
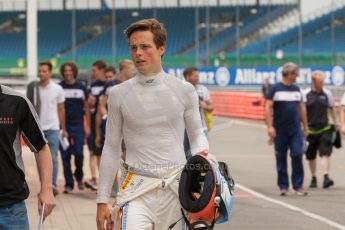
[240,3,345,55]
[0,0,299,76]
[0,0,344,78]
[0,4,297,58]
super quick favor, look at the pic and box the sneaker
[52,186,59,197]
[84,179,98,191]
[309,177,317,188]
[323,177,334,189]
[77,180,85,190]
[63,186,73,194]
[295,188,308,196]
[280,189,288,196]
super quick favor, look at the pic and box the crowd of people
[25,59,136,195]
[23,61,215,199]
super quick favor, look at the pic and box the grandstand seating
[239,5,345,55]
[186,4,296,57]
[2,4,343,59]
[0,12,25,58]
[0,4,296,59]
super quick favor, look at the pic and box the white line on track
[212,118,345,229]
[212,119,266,132]
[236,183,345,230]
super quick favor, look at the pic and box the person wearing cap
[302,71,337,189]
[265,62,308,196]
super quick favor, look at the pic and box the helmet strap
[180,208,217,230]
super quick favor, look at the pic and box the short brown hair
[183,67,198,79]
[124,18,167,48]
[119,59,133,71]
[39,61,53,71]
[92,60,107,70]
[105,66,116,75]
[60,62,78,78]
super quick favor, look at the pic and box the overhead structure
[27,0,38,82]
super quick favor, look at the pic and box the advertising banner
[167,66,345,86]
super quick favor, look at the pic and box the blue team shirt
[267,82,302,133]
[89,80,107,116]
[60,81,88,124]
[99,80,121,136]
[101,79,121,96]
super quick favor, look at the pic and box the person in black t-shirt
[302,71,338,189]
[0,85,55,229]
[262,75,272,99]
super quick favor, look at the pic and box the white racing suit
[97,71,208,229]
[112,163,185,230]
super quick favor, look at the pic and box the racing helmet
[179,154,234,229]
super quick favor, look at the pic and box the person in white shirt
[96,19,208,230]
[183,67,213,136]
[36,61,66,196]
[183,67,213,159]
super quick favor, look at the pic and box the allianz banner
[167,66,345,86]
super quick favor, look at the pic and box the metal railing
[275,0,345,34]
[0,0,301,11]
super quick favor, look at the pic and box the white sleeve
[57,85,65,103]
[105,87,111,96]
[301,88,307,103]
[202,85,210,101]
[324,88,334,107]
[302,88,312,103]
[96,88,123,204]
[342,93,345,106]
[184,85,209,155]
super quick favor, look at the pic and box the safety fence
[211,91,344,120]
[211,92,265,120]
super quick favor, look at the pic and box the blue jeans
[0,201,29,230]
[44,130,60,186]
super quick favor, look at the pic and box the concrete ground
[24,117,345,230]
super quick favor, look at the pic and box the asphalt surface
[24,117,345,229]
[212,117,345,230]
